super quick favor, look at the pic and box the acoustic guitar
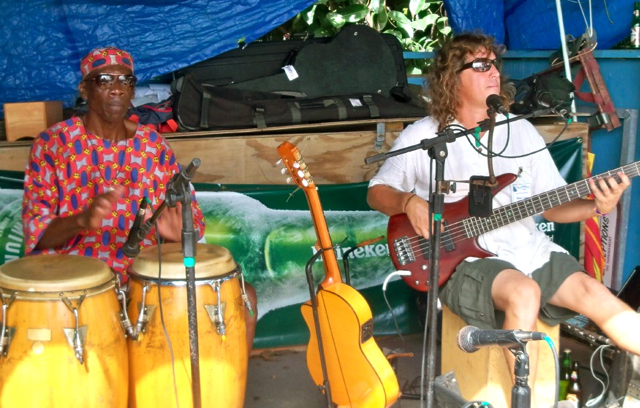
[387,160,640,292]
[277,141,400,408]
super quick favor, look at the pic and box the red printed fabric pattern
[22,117,205,280]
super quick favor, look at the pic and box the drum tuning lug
[204,304,227,337]
[63,326,87,364]
[0,327,16,357]
[241,293,254,317]
[135,303,156,336]
[118,311,135,339]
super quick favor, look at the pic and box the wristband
[595,207,607,216]
[403,193,417,213]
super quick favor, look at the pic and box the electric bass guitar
[277,141,400,408]
[388,161,640,292]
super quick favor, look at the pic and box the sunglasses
[458,58,500,73]
[85,73,137,89]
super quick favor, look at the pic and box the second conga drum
[127,243,248,408]
[0,254,128,408]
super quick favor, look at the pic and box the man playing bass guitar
[366,32,640,406]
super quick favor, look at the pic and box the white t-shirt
[369,115,569,275]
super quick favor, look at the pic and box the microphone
[456,325,547,353]
[122,198,149,258]
[535,90,569,119]
[486,94,508,115]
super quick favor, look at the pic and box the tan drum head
[130,243,237,280]
[0,254,114,292]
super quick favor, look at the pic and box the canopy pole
[555,0,578,115]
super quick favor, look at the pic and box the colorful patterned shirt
[22,116,205,280]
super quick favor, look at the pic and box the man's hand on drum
[80,186,125,230]
[153,203,183,243]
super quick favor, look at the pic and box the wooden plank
[0,141,32,172]
[0,120,589,185]
[170,129,402,184]
[167,117,422,138]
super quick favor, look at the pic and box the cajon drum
[441,305,560,408]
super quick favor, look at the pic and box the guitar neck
[304,186,343,288]
[465,161,640,238]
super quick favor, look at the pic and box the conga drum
[0,254,128,407]
[127,243,248,408]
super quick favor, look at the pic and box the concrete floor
[244,329,627,408]
[245,332,433,408]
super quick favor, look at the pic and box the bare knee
[493,274,541,327]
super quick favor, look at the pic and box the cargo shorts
[439,251,585,330]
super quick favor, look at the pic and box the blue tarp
[0,0,635,118]
[0,0,316,116]
[504,0,633,50]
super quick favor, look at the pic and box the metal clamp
[61,293,87,365]
[204,281,226,339]
[0,289,17,357]
[116,282,135,339]
[133,283,155,340]
[239,273,253,318]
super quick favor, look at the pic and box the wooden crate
[3,101,63,141]
[441,305,560,408]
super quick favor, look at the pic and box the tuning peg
[286,177,293,184]
[280,168,287,175]
[301,179,309,187]
[297,170,305,178]
[275,159,282,165]
[293,162,300,169]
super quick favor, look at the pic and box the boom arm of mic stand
[363,109,554,165]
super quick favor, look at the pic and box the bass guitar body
[301,283,400,408]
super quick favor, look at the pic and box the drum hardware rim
[116,285,134,338]
[0,289,17,357]
[0,326,16,357]
[209,280,226,337]
[121,282,157,341]
[127,267,241,286]
[204,303,226,337]
[60,295,87,365]
[62,325,87,365]
[0,277,117,301]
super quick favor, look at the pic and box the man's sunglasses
[458,58,500,73]
[85,74,137,89]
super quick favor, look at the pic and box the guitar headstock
[277,141,316,191]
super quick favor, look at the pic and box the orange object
[278,141,400,408]
[0,254,128,407]
[3,101,63,141]
[126,243,247,408]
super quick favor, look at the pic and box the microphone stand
[136,158,202,407]
[364,109,551,408]
[509,346,531,408]
[165,158,202,408]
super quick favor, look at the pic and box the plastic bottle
[558,348,572,401]
[566,361,583,408]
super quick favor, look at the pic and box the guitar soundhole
[361,319,374,343]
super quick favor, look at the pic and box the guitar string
[398,163,640,259]
[401,164,639,257]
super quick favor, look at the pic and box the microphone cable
[153,223,181,408]
[381,270,412,348]
[543,335,560,408]
[585,344,614,407]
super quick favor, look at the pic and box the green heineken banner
[0,138,583,349]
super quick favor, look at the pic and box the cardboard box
[3,101,63,141]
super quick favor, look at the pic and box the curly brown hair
[427,33,508,131]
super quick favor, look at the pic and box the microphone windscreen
[456,325,480,353]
